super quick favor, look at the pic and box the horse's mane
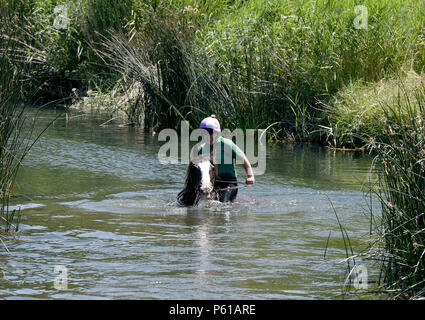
[177,155,215,207]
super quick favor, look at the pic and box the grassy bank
[325,69,425,148]
[4,0,424,141]
[198,0,425,140]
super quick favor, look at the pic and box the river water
[1,109,381,299]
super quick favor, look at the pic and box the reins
[215,185,250,191]
[214,179,238,183]
[214,179,251,191]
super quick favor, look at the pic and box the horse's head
[177,155,216,206]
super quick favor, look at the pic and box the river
[0,108,381,299]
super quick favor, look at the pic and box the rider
[195,115,255,202]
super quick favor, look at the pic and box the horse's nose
[200,186,212,194]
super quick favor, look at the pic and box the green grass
[5,0,424,141]
[197,0,425,140]
[324,69,425,148]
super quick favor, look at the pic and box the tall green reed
[91,3,221,131]
[0,5,52,236]
[366,88,425,299]
[1,25,27,234]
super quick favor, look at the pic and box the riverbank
[3,0,424,146]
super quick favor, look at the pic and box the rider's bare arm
[243,156,255,185]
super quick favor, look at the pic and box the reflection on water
[0,109,380,299]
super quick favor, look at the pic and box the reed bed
[196,0,425,140]
[360,88,425,299]
[0,23,26,234]
[7,0,424,142]
[0,4,51,236]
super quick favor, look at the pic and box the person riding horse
[195,115,255,202]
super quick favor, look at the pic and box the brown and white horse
[177,155,218,206]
